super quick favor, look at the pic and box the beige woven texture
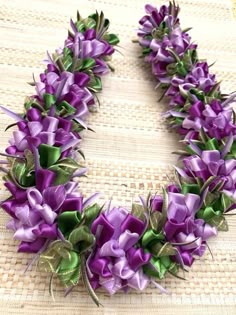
[0,0,236,314]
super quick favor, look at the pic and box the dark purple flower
[6,115,78,156]
[2,182,83,253]
[150,188,217,266]
[88,206,151,294]
[138,3,180,44]
[181,148,236,199]
[167,62,218,106]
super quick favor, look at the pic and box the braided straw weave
[0,0,236,314]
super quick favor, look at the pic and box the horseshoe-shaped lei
[1,1,235,306]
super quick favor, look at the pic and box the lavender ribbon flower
[181,148,236,198]
[6,115,78,156]
[167,62,217,106]
[151,187,217,266]
[88,207,151,294]
[2,182,83,253]
[138,3,179,45]
[177,99,236,140]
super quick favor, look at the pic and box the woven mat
[0,0,236,314]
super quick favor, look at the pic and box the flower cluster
[135,1,236,286]
[0,2,235,305]
[150,185,217,267]
[1,12,119,255]
[88,207,151,294]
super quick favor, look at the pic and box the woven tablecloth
[0,0,236,314]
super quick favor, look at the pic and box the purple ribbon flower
[167,62,217,106]
[138,3,179,43]
[2,182,83,253]
[151,185,217,266]
[181,148,236,198]
[6,115,78,156]
[88,206,151,294]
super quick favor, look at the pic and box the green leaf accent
[205,138,219,150]
[48,157,83,185]
[197,205,228,231]
[131,203,146,222]
[162,187,168,220]
[141,229,165,248]
[88,76,102,92]
[83,204,102,226]
[58,211,82,236]
[151,242,177,257]
[143,256,174,279]
[49,165,73,185]
[38,240,81,287]
[200,176,216,194]
[54,157,81,170]
[75,20,86,32]
[58,253,81,287]
[79,58,96,71]
[107,33,119,45]
[221,193,234,211]
[68,225,95,253]
[181,183,200,195]
[142,47,152,56]
[58,100,76,117]
[199,127,210,144]
[197,206,221,221]
[38,144,61,168]
[12,159,35,187]
[81,254,101,307]
[149,211,165,233]
[43,93,56,110]
[208,215,228,231]
[9,150,37,188]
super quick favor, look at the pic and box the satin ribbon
[88,206,152,294]
[143,255,178,279]
[39,204,100,288]
[38,240,81,287]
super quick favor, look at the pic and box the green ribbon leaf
[151,242,177,258]
[49,165,72,185]
[57,100,76,117]
[88,76,102,92]
[75,20,86,32]
[48,157,82,185]
[143,256,176,279]
[10,155,35,188]
[57,251,81,287]
[106,33,120,45]
[58,211,82,236]
[68,225,95,253]
[39,144,61,168]
[205,138,219,150]
[38,240,73,273]
[162,187,168,220]
[208,215,228,231]
[81,254,101,307]
[43,93,56,110]
[83,204,102,226]
[131,203,146,222]
[221,193,234,211]
[149,211,165,233]
[197,205,228,231]
[80,58,96,71]
[54,157,82,170]
[141,229,165,248]
[39,240,81,287]
[181,183,200,195]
